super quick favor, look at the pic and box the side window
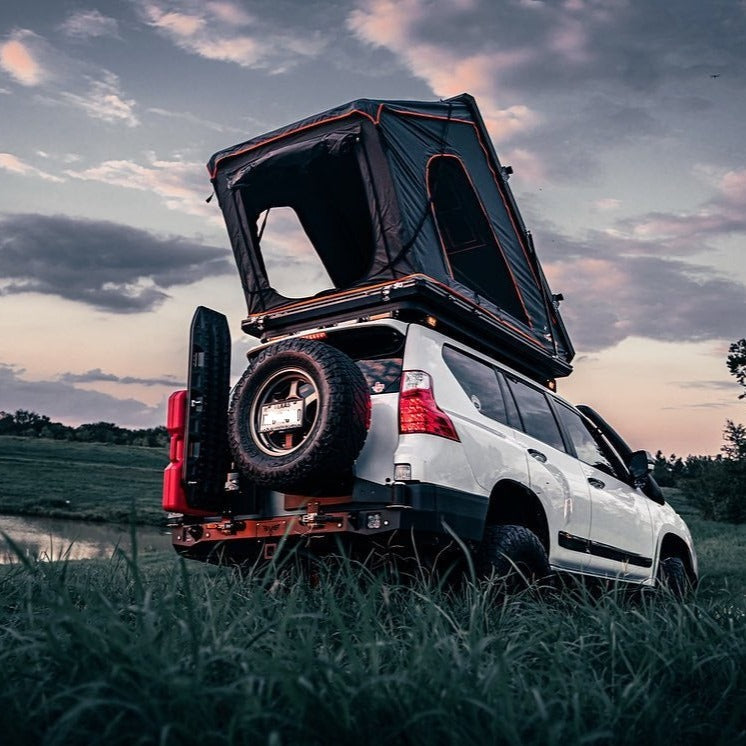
[495,371,522,429]
[442,346,509,425]
[506,376,566,452]
[555,404,627,480]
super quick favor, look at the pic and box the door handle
[588,477,605,490]
[528,448,547,463]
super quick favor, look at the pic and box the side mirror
[628,450,654,480]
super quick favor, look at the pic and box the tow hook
[216,519,246,535]
[299,500,344,529]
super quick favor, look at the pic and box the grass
[1,440,745,743]
[0,436,166,525]
[0,545,744,746]
[665,487,746,600]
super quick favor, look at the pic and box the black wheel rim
[249,367,320,456]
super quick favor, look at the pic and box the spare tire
[228,338,371,492]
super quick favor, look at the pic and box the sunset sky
[1,0,744,456]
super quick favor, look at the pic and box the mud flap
[184,306,232,512]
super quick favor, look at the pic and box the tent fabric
[208,94,574,368]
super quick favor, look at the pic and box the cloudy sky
[1,0,744,456]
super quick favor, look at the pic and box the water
[0,515,172,564]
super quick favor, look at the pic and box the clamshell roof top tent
[208,94,574,380]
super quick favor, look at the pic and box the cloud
[59,369,184,387]
[1,28,139,127]
[530,160,746,351]
[0,29,47,86]
[593,198,622,211]
[66,155,213,218]
[662,401,734,411]
[348,0,541,142]
[674,380,739,391]
[539,230,746,351]
[147,106,252,135]
[0,153,65,183]
[59,10,120,39]
[60,71,138,126]
[0,364,163,428]
[138,0,326,72]
[611,167,746,255]
[346,0,746,175]
[0,213,233,313]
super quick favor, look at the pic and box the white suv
[164,314,697,593]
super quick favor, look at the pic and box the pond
[0,515,172,564]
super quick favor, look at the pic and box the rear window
[326,325,404,395]
[356,358,402,395]
[442,345,509,424]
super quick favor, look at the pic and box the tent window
[238,137,375,297]
[254,207,334,298]
[428,156,528,324]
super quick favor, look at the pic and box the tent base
[242,274,572,383]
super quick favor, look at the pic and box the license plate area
[259,400,304,432]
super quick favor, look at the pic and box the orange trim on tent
[208,103,475,179]
[208,108,379,178]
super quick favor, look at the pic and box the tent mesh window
[427,155,529,325]
[237,140,375,294]
[254,207,335,298]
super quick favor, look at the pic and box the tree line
[1,339,744,520]
[0,410,168,448]
[652,420,746,523]
[652,339,746,523]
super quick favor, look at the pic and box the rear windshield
[326,325,404,395]
[356,358,402,395]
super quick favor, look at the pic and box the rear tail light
[398,370,459,441]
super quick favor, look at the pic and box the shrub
[681,456,746,523]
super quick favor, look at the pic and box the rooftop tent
[208,94,574,379]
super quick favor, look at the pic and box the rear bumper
[169,480,488,561]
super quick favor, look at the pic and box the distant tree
[652,450,674,486]
[0,411,14,435]
[678,341,746,523]
[128,426,169,448]
[652,451,687,487]
[681,453,746,523]
[721,420,746,461]
[73,421,127,444]
[727,338,746,398]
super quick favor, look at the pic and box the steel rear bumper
[170,481,488,555]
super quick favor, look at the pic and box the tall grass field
[0,435,165,524]
[1,436,745,744]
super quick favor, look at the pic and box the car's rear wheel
[228,338,370,492]
[477,524,550,590]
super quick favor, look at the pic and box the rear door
[502,374,592,573]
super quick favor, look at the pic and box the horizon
[1,0,744,457]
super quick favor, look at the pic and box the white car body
[170,316,697,588]
[350,319,697,586]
